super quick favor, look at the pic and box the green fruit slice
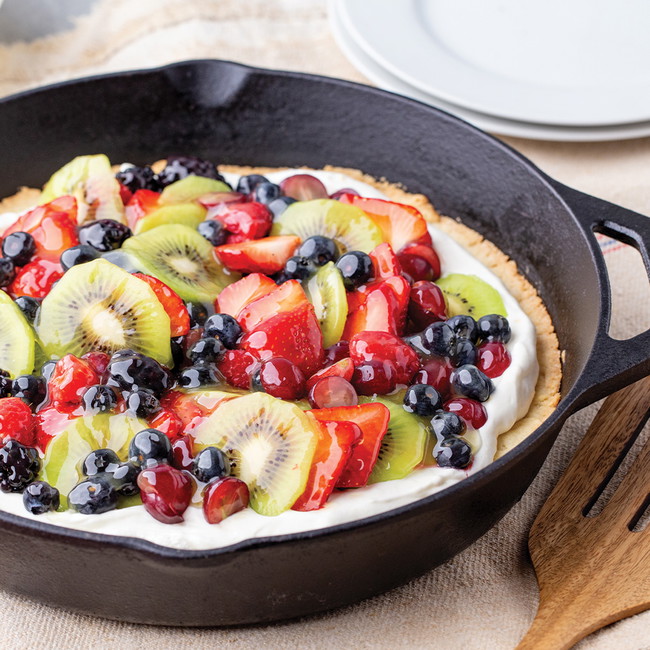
[36,259,173,366]
[305,262,347,348]
[271,199,384,253]
[359,395,428,483]
[0,290,35,378]
[436,273,507,319]
[122,224,239,303]
[191,392,319,516]
[159,175,230,204]
[133,203,207,234]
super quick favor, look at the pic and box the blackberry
[105,351,171,397]
[78,219,133,252]
[23,481,60,514]
[129,428,174,468]
[158,155,226,187]
[450,365,494,402]
[477,314,511,343]
[2,231,36,266]
[193,446,230,483]
[60,244,100,271]
[0,258,15,287]
[68,476,118,515]
[125,389,160,418]
[188,336,225,365]
[434,437,472,469]
[335,251,373,291]
[115,164,160,193]
[403,384,442,416]
[82,385,118,414]
[297,236,339,266]
[236,174,268,195]
[14,296,41,323]
[204,313,241,349]
[12,374,47,409]
[197,220,227,246]
[82,449,120,477]
[0,441,40,492]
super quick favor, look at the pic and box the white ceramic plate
[337,0,650,127]
[330,0,650,142]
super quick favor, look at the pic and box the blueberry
[283,256,316,282]
[82,449,120,477]
[68,476,118,515]
[0,371,11,398]
[420,322,455,357]
[297,236,339,266]
[403,333,430,357]
[101,249,141,272]
[236,174,268,195]
[170,338,185,368]
[82,384,118,414]
[335,251,373,291]
[186,301,208,328]
[431,411,466,439]
[193,446,230,483]
[446,315,478,343]
[450,365,494,402]
[0,258,15,287]
[435,437,472,469]
[12,374,47,409]
[2,231,35,266]
[60,244,100,271]
[204,313,241,349]
[14,296,41,323]
[252,181,281,204]
[78,219,132,252]
[125,389,160,418]
[23,481,60,514]
[450,339,478,368]
[267,196,296,217]
[177,364,221,389]
[403,384,442,416]
[115,164,161,193]
[0,441,40,492]
[477,314,511,343]
[104,462,140,496]
[105,351,171,397]
[158,155,226,187]
[40,360,57,383]
[129,428,174,468]
[188,336,225,364]
[197,220,227,246]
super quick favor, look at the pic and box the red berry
[209,201,273,241]
[330,187,359,200]
[279,174,329,201]
[8,259,63,299]
[259,357,306,400]
[349,331,420,385]
[399,253,433,282]
[215,235,300,275]
[413,357,452,397]
[48,354,99,406]
[352,359,398,396]
[217,349,260,390]
[444,398,487,429]
[397,243,441,281]
[137,464,193,524]
[118,183,133,205]
[172,436,195,471]
[81,352,111,377]
[324,340,350,366]
[0,397,36,446]
[133,273,190,337]
[477,341,511,378]
[306,357,354,390]
[308,376,358,409]
[408,281,447,329]
[149,408,184,440]
[203,476,250,524]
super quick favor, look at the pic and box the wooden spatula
[517,375,650,650]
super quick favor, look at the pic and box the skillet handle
[550,182,650,411]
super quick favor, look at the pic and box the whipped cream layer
[0,169,539,550]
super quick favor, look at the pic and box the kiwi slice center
[169,255,201,276]
[83,303,128,347]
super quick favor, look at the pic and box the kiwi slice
[36,259,173,366]
[436,274,507,319]
[359,395,428,483]
[0,290,36,378]
[191,392,319,516]
[122,224,239,303]
[133,204,207,234]
[271,199,384,253]
[159,175,231,204]
[41,413,146,507]
[305,262,347,348]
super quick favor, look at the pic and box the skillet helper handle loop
[553,183,650,410]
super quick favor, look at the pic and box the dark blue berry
[403,384,442,416]
[105,351,171,397]
[236,174,268,195]
[60,244,100,271]
[104,462,140,496]
[186,301,208,328]
[0,371,11,398]
[14,296,41,323]
[252,181,281,204]
[434,437,472,469]
[125,389,160,418]
[197,220,227,246]
[82,449,120,477]
[421,321,455,357]
[23,480,60,514]
[68,476,118,514]
[297,236,339,266]
[450,339,478,368]
[0,441,40,492]
[283,256,316,282]
[12,374,47,409]
[450,365,494,402]
[170,338,184,368]
[431,411,466,439]
[193,446,230,483]
[267,196,296,217]
[178,364,221,389]
[0,258,15,287]
[82,385,118,414]
[477,314,511,343]
[129,428,173,468]
[78,219,132,252]
[446,315,478,343]
[2,231,35,266]
[158,156,226,187]
[115,164,160,193]
[335,250,373,291]
[188,336,225,364]
[40,360,57,383]
[204,313,241,349]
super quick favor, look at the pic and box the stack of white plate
[330,0,650,141]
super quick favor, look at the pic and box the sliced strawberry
[167,390,239,433]
[237,279,308,332]
[217,349,260,390]
[215,273,277,319]
[34,406,78,452]
[149,408,184,440]
[398,242,441,281]
[125,189,160,229]
[241,302,324,377]
[48,354,99,406]
[214,235,300,274]
[349,331,420,384]
[369,242,402,280]
[118,183,133,205]
[209,201,272,241]
[310,402,390,488]
[0,397,36,447]
[8,259,63,299]
[133,273,190,337]
[292,417,359,511]
[306,357,354,391]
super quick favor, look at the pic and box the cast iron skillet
[0,61,648,626]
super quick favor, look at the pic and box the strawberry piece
[138,464,193,524]
[241,302,324,377]
[125,189,160,229]
[149,408,184,440]
[398,243,441,281]
[35,406,77,451]
[217,349,260,390]
[369,242,402,280]
[214,235,300,274]
[166,389,238,433]
[8,259,63,299]
[349,331,420,384]
[237,279,308,332]
[0,397,36,447]
[203,476,250,524]
[306,357,354,390]
[118,183,133,205]
[292,418,359,511]
[444,397,487,429]
[311,402,390,488]
[48,354,99,406]
[477,341,511,378]
[171,436,195,471]
[133,273,190,337]
[215,273,277,320]
[339,194,428,252]
[209,201,272,241]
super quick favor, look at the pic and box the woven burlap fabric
[0,1,648,648]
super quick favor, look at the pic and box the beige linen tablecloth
[0,1,648,648]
